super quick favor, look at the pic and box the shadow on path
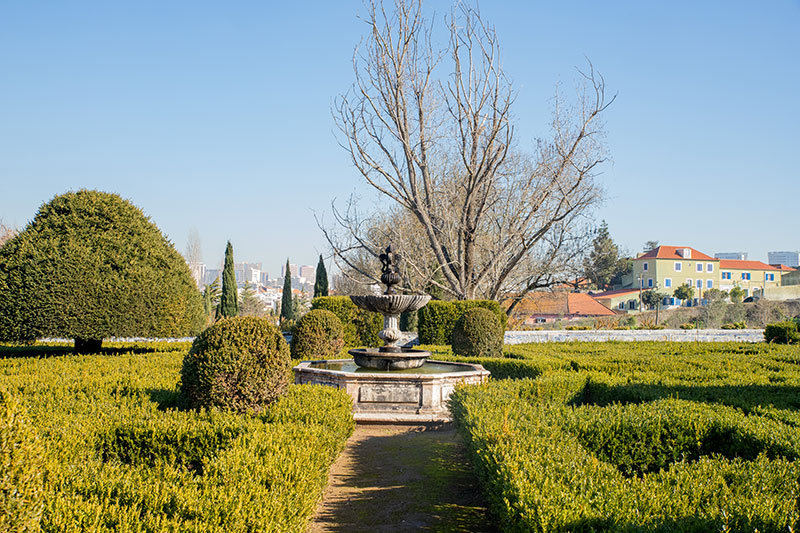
[308,424,495,533]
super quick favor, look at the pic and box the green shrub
[450,376,800,532]
[290,309,344,360]
[765,321,800,344]
[0,348,354,531]
[721,321,747,330]
[179,316,291,413]
[417,300,507,344]
[451,308,503,358]
[311,296,381,347]
[0,386,44,532]
[0,190,205,351]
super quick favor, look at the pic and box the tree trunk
[74,337,102,354]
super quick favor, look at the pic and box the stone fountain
[348,246,431,370]
[293,246,489,422]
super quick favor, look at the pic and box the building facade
[632,246,720,295]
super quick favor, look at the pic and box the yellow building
[719,259,784,297]
[632,246,720,296]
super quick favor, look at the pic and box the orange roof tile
[770,264,797,272]
[636,246,716,261]
[719,259,778,271]
[567,293,617,316]
[508,292,615,317]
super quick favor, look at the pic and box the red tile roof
[567,293,617,316]
[719,259,778,271]
[771,264,797,272]
[636,246,716,261]
[508,292,615,317]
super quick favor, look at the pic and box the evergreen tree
[219,241,239,318]
[314,254,329,297]
[240,281,265,316]
[202,276,221,318]
[281,258,294,322]
[583,221,625,291]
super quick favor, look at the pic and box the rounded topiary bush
[179,316,291,413]
[291,309,344,360]
[1,386,44,531]
[0,189,205,352]
[451,307,503,358]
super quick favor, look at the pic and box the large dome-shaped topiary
[451,307,503,358]
[0,190,205,352]
[291,309,344,360]
[179,316,291,413]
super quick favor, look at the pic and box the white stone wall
[503,329,764,343]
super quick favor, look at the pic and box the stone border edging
[503,329,765,343]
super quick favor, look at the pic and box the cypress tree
[314,254,329,298]
[281,258,294,322]
[219,241,239,318]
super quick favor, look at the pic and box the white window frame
[696,263,703,272]
[643,262,649,271]
[687,278,693,287]
[674,262,682,272]
[647,278,653,288]
[665,278,672,288]
[696,279,702,289]
[707,279,713,289]
[707,263,714,272]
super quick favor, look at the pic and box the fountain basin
[349,347,429,370]
[293,359,490,423]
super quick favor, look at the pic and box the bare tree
[328,0,613,313]
[0,219,18,248]
[184,226,203,264]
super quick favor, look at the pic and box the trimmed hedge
[0,346,354,532]
[290,309,345,360]
[180,316,291,413]
[0,386,44,532]
[765,321,800,344]
[450,343,800,532]
[452,308,503,358]
[417,300,507,345]
[310,296,382,347]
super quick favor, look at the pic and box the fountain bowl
[349,294,430,315]
[349,347,430,370]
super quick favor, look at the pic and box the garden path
[307,424,496,532]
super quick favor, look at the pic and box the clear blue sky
[1,1,798,276]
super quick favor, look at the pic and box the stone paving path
[307,424,496,533]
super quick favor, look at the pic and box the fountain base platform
[293,359,490,423]
[348,347,429,370]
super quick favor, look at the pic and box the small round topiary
[451,307,503,358]
[179,316,291,413]
[0,386,45,531]
[291,309,345,360]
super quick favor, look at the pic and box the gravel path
[307,424,495,533]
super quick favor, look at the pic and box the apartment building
[719,259,784,296]
[632,246,720,294]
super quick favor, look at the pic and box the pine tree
[314,254,329,297]
[219,241,239,318]
[583,221,625,291]
[281,258,294,322]
[240,281,265,316]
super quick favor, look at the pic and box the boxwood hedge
[449,342,800,532]
[310,296,382,347]
[0,347,354,532]
[417,300,507,345]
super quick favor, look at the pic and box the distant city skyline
[1,1,797,277]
